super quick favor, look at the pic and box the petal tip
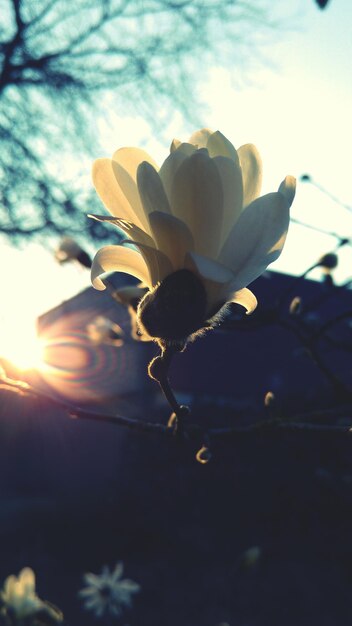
[279,175,296,208]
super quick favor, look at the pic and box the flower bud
[289,296,302,315]
[264,391,275,407]
[318,252,338,271]
[196,446,212,464]
[138,269,207,345]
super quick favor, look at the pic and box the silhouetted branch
[0,0,276,245]
[1,351,352,465]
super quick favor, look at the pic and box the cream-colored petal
[137,162,171,217]
[237,143,263,208]
[19,568,35,594]
[111,147,159,233]
[92,159,145,230]
[170,151,224,257]
[112,146,159,174]
[212,156,243,248]
[225,287,257,314]
[219,191,290,290]
[122,241,173,286]
[185,251,235,283]
[187,129,239,161]
[185,251,235,316]
[188,128,213,148]
[278,175,296,208]
[3,575,16,598]
[170,138,181,152]
[113,284,148,307]
[91,245,152,290]
[159,144,196,202]
[88,214,155,248]
[206,131,238,162]
[148,211,194,270]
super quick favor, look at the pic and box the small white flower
[0,567,63,625]
[90,128,296,346]
[79,562,140,618]
[0,567,62,623]
[1,568,42,620]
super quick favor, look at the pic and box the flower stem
[148,346,188,430]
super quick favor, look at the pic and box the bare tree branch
[0,0,277,245]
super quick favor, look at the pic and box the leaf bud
[264,391,275,407]
[289,296,302,316]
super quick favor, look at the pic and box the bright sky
[1,0,351,368]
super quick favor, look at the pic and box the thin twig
[1,374,351,438]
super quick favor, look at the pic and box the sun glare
[0,242,90,374]
[0,320,46,372]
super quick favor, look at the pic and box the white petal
[113,284,147,306]
[226,287,257,314]
[148,211,194,270]
[188,128,213,148]
[91,245,152,290]
[84,573,104,587]
[206,131,238,162]
[237,143,263,208]
[19,568,35,594]
[111,147,159,233]
[112,146,159,174]
[185,251,235,316]
[170,138,181,152]
[111,562,124,582]
[212,156,243,248]
[3,575,16,599]
[188,129,239,161]
[278,175,296,208]
[137,162,171,216]
[169,151,224,257]
[123,241,173,286]
[92,159,145,230]
[219,191,290,290]
[185,251,234,283]
[88,214,155,248]
[159,144,196,202]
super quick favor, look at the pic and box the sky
[1,0,352,368]
[94,0,352,282]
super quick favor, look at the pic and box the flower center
[137,269,207,344]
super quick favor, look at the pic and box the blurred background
[0,0,352,624]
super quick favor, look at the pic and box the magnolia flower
[79,562,140,618]
[0,567,63,624]
[1,567,42,620]
[90,128,296,347]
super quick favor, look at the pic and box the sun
[0,242,89,374]
[0,320,47,372]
